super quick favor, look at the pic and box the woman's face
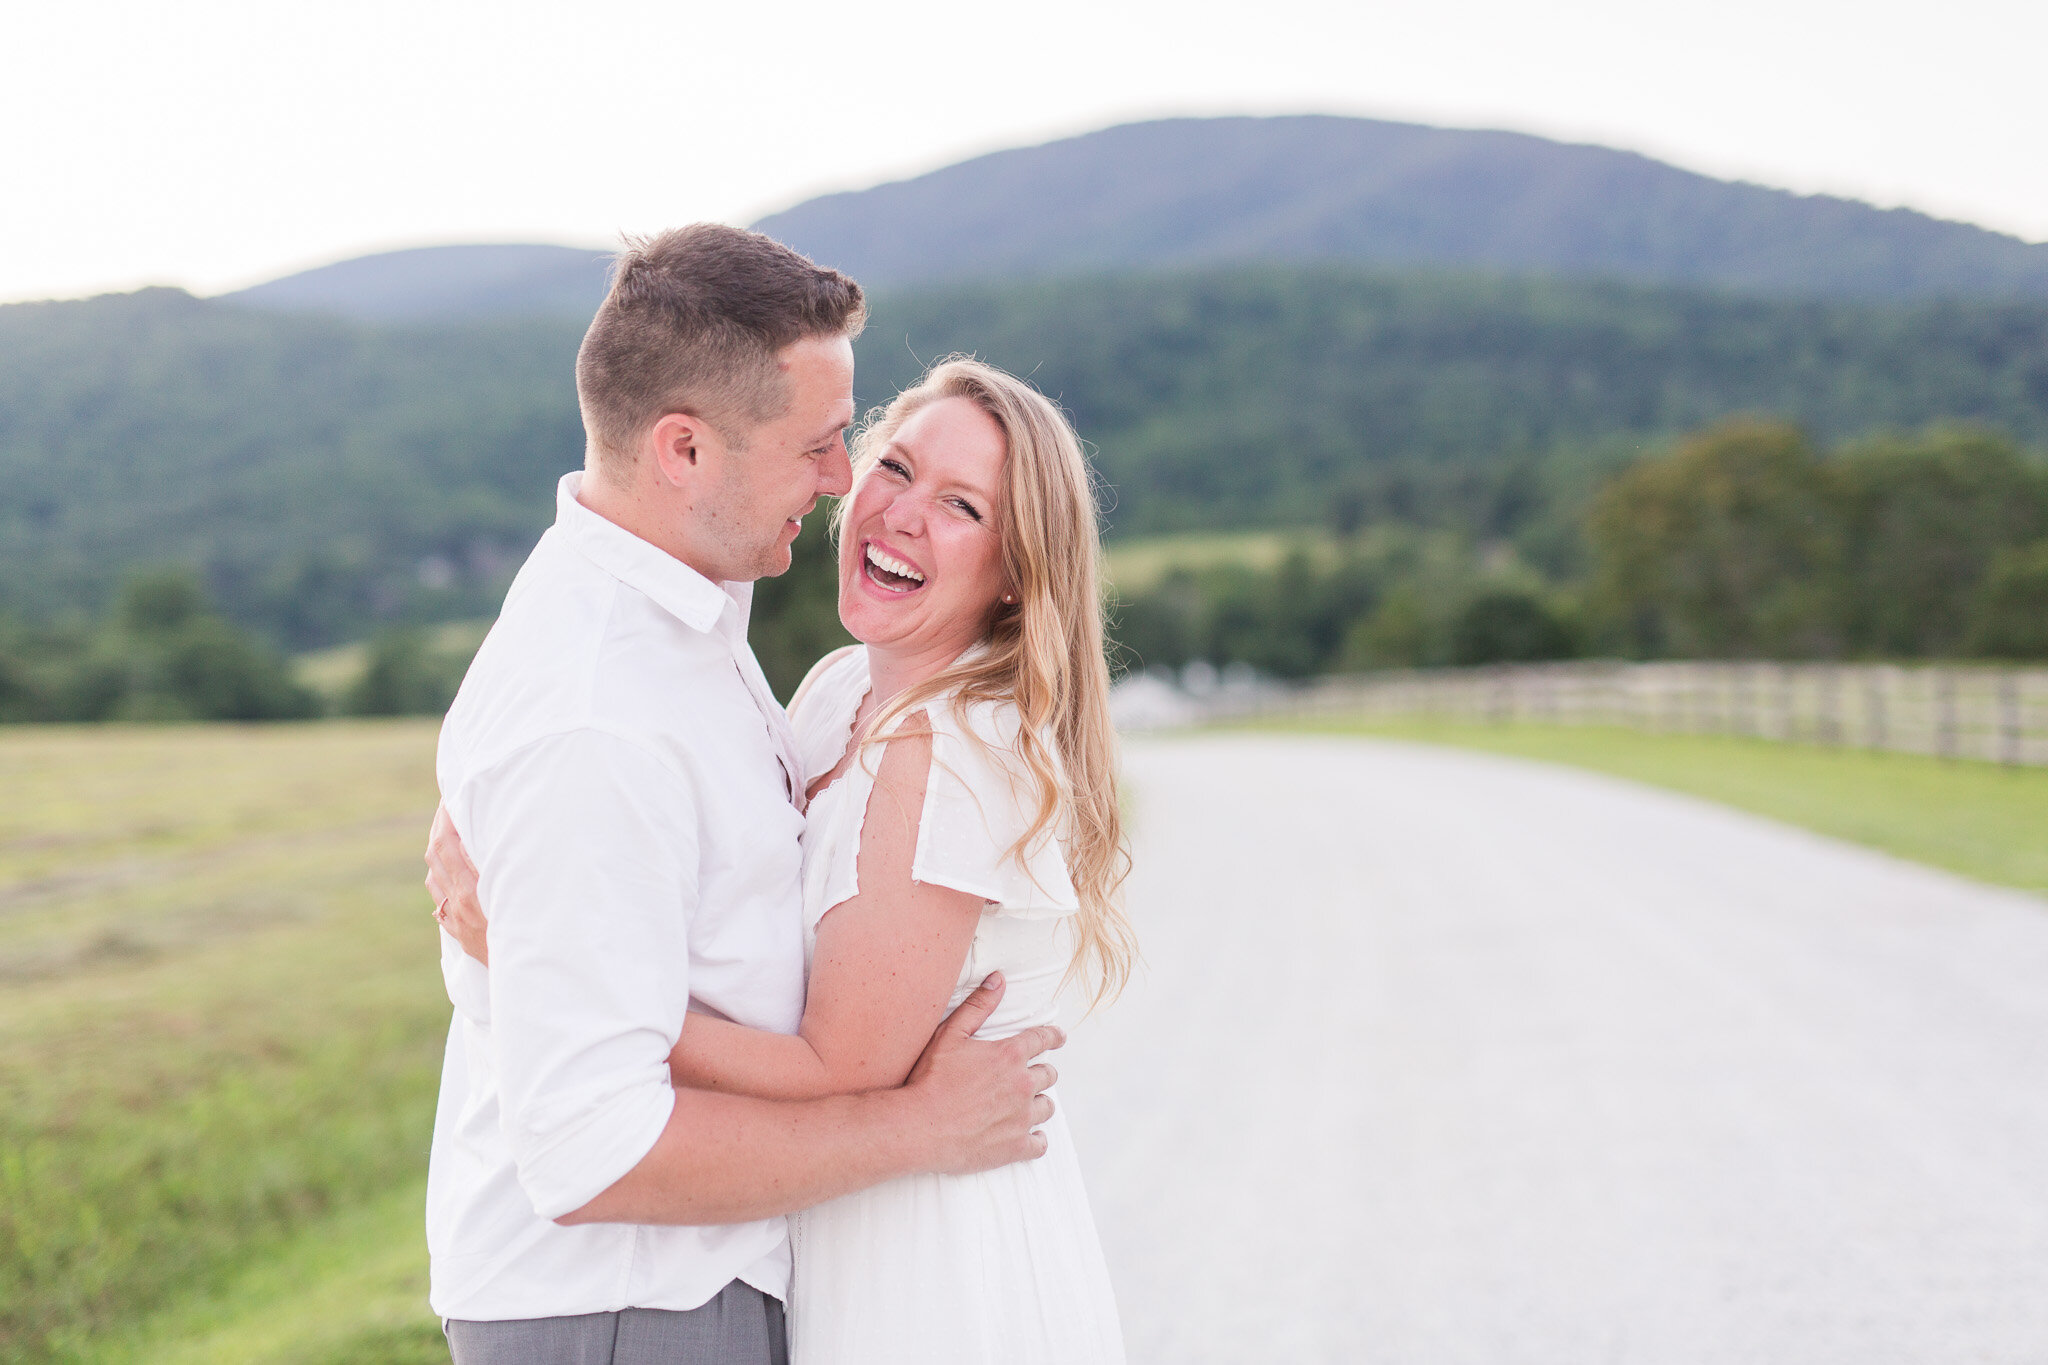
[837,396,1009,659]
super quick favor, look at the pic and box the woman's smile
[861,539,928,594]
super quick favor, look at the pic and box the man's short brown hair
[576,224,866,467]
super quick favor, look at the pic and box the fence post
[1818,665,1842,747]
[2000,671,2022,767]
[1936,668,1959,761]
[1863,667,1888,753]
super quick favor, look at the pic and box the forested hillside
[0,288,584,642]
[855,270,2048,538]
[3,269,2045,653]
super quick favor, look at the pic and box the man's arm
[562,973,1059,1225]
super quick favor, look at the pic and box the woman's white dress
[783,645,1126,1365]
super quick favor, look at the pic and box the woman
[427,357,1134,1363]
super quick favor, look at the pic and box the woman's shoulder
[788,644,866,722]
[931,691,1060,784]
[916,692,1078,914]
[923,691,1021,777]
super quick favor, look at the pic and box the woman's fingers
[1027,1062,1058,1093]
[422,803,490,963]
[1029,1093,1054,1127]
[443,888,490,965]
[425,803,476,876]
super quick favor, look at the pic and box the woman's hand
[425,803,490,965]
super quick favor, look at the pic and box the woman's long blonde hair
[831,356,1135,1006]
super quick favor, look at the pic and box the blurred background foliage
[1111,419,2048,677]
[2,267,2046,712]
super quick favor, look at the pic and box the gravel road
[1059,734,2048,1364]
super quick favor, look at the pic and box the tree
[1341,583,1430,671]
[1834,429,2048,656]
[1968,541,2048,659]
[1588,419,1844,658]
[117,570,209,635]
[1449,589,1578,665]
[1109,569,1203,674]
[345,629,468,716]
[91,569,319,721]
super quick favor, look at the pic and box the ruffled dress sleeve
[909,697,1079,919]
[787,645,868,790]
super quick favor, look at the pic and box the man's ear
[648,412,711,487]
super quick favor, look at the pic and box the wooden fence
[1220,661,2048,767]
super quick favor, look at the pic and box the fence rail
[1215,661,2048,767]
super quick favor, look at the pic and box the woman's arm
[668,721,987,1100]
[423,725,990,1102]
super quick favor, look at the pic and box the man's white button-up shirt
[425,471,808,1322]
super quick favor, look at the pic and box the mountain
[755,115,2048,300]
[224,243,613,321]
[214,117,2048,323]
[5,271,2044,650]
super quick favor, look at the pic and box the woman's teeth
[865,543,925,591]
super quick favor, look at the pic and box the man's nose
[819,441,853,498]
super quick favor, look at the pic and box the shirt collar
[552,471,750,637]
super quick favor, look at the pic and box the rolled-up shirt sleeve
[441,932,492,1024]
[460,727,697,1220]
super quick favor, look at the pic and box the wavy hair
[831,357,1134,1007]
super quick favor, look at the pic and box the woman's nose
[880,492,925,535]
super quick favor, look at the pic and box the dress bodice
[788,645,1080,1037]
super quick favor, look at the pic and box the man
[425,225,1061,1364]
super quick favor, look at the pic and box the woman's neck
[863,636,972,715]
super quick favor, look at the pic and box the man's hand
[900,972,1064,1175]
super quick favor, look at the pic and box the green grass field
[1241,716,2048,894]
[0,722,449,1364]
[1101,530,1337,593]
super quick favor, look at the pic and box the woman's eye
[880,458,909,478]
[950,498,984,522]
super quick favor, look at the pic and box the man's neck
[577,466,730,585]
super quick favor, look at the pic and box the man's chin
[752,544,796,580]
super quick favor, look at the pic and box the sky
[4,0,2045,304]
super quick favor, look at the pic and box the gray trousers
[444,1280,787,1365]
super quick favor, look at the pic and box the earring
[1002,593,1017,605]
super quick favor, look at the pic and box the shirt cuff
[515,1078,677,1221]
[440,934,492,1024]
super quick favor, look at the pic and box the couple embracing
[419,224,1134,1364]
